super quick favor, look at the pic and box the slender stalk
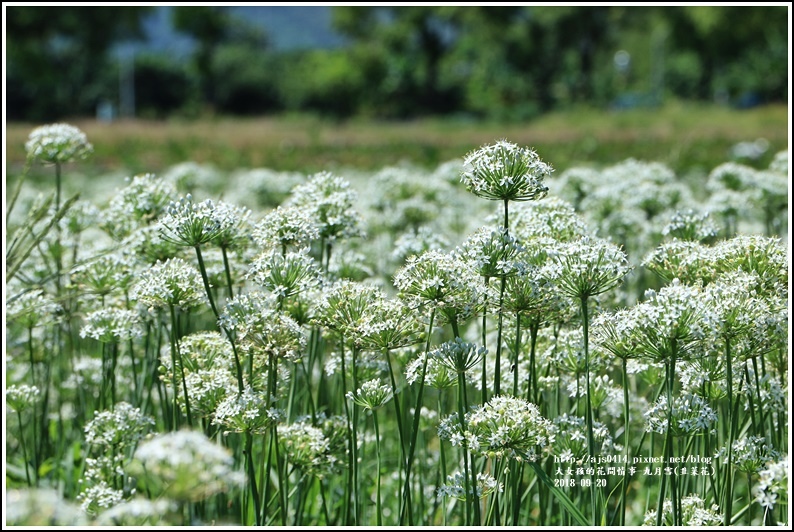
[194,245,219,317]
[481,277,490,405]
[373,409,383,526]
[494,275,506,397]
[338,340,353,526]
[384,349,407,520]
[351,347,361,525]
[513,314,521,397]
[221,245,235,299]
[168,305,181,430]
[16,410,32,486]
[580,295,598,525]
[170,304,192,427]
[724,336,736,526]
[400,307,436,525]
[245,429,262,526]
[620,357,631,526]
[456,366,473,526]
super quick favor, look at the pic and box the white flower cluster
[456,225,524,279]
[566,374,620,411]
[353,296,425,352]
[213,386,281,434]
[131,429,246,502]
[71,251,138,298]
[6,384,41,412]
[643,493,722,526]
[287,171,365,242]
[644,393,717,436]
[551,413,616,460]
[717,435,781,474]
[278,420,337,476]
[252,205,320,252]
[511,196,589,242]
[95,498,176,526]
[391,226,450,263]
[439,395,554,461]
[753,456,788,510]
[101,174,177,240]
[6,489,86,526]
[461,140,551,202]
[624,279,716,361]
[346,377,393,410]
[6,288,62,328]
[78,480,125,515]
[158,194,238,247]
[247,249,320,302]
[80,307,143,342]
[84,402,155,449]
[162,161,221,193]
[159,332,237,417]
[393,250,483,326]
[405,350,459,389]
[546,236,631,299]
[25,123,93,163]
[661,209,718,242]
[130,257,208,312]
[437,471,502,500]
[429,337,487,374]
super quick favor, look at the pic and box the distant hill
[119,6,347,58]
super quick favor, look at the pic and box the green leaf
[529,462,589,527]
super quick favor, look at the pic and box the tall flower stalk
[460,141,551,399]
[550,236,630,524]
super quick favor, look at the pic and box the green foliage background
[5,6,789,121]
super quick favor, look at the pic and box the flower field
[4,124,789,526]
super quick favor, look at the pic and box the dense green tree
[6,6,152,120]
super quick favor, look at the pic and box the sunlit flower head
[25,123,93,164]
[129,257,207,312]
[130,429,245,502]
[461,140,551,202]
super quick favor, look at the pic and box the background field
[6,103,789,185]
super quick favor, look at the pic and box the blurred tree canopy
[6,6,153,120]
[5,5,788,121]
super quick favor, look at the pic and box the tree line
[6,6,789,122]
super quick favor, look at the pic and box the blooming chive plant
[5,125,788,527]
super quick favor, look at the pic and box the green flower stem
[221,245,235,300]
[485,457,502,525]
[456,367,473,526]
[54,161,63,296]
[579,295,598,525]
[620,357,631,526]
[656,349,677,526]
[529,324,540,406]
[109,341,118,408]
[194,245,219,318]
[245,429,262,526]
[743,364,758,433]
[494,275,507,397]
[513,314,521,397]
[373,409,383,526]
[338,339,354,526]
[493,199,510,398]
[16,410,32,486]
[169,304,193,427]
[751,357,768,441]
[385,348,408,520]
[351,347,361,525]
[723,336,736,526]
[400,307,435,525]
[276,425,288,525]
[481,277,490,405]
[167,305,182,430]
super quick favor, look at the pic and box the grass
[5,102,788,181]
